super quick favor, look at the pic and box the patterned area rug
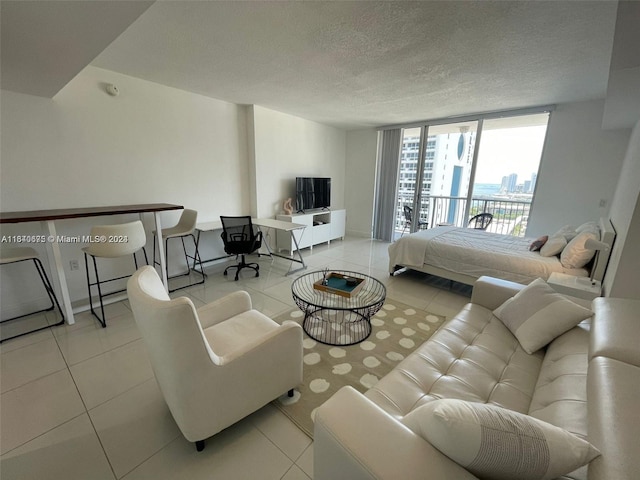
[272,299,445,437]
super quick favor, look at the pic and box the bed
[388,217,616,286]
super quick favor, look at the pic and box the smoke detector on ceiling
[105,84,119,96]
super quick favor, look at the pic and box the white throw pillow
[560,230,599,268]
[575,221,599,234]
[493,278,593,354]
[552,224,577,241]
[403,399,600,480]
[539,235,567,257]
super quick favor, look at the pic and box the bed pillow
[539,235,566,257]
[560,230,599,269]
[493,278,593,353]
[403,399,600,480]
[552,224,578,241]
[529,235,548,252]
[575,221,599,234]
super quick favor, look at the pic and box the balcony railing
[395,195,532,238]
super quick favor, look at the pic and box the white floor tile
[0,414,115,480]
[296,443,314,478]
[0,337,67,393]
[0,369,85,455]
[89,378,181,478]
[55,311,141,365]
[249,403,312,461]
[0,313,53,349]
[70,339,154,409]
[122,419,293,480]
[282,464,312,480]
[243,287,293,318]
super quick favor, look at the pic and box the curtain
[373,128,402,241]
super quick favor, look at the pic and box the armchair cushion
[203,310,280,358]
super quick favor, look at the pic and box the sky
[473,125,548,185]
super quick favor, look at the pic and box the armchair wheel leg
[288,389,294,398]
[195,440,205,452]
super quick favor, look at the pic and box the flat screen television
[295,177,331,213]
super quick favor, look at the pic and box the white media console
[276,209,345,252]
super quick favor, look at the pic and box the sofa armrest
[314,386,478,480]
[470,276,525,310]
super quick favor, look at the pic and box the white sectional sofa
[314,276,639,480]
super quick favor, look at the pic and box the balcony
[394,195,532,240]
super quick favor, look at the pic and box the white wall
[345,128,378,237]
[604,120,640,299]
[250,105,346,220]
[527,100,631,237]
[1,66,249,311]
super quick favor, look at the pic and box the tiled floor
[0,237,471,480]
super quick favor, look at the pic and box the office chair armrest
[197,291,253,329]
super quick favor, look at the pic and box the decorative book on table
[313,272,365,298]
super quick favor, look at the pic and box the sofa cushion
[528,324,590,439]
[367,303,544,419]
[403,399,599,480]
[493,278,593,354]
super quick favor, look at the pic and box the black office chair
[467,213,493,230]
[401,206,428,237]
[220,216,263,281]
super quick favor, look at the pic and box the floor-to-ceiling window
[390,109,550,240]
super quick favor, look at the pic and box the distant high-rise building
[524,180,531,193]
[507,173,518,193]
[530,173,537,193]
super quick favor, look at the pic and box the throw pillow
[552,224,577,241]
[529,235,549,252]
[560,231,599,269]
[403,399,600,480]
[493,278,593,354]
[539,235,566,257]
[575,221,599,234]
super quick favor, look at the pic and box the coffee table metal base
[302,306,372,346]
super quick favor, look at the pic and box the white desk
[0,203,183,324]
[195,218,308,275]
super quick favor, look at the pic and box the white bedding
[388,226,588,285]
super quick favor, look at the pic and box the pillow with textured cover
[529,235,548,252]
[403,399,600,480]
[493,278,593,354]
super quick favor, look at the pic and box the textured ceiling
[2,1,620,129]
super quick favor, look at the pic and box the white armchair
[127,266,303,451]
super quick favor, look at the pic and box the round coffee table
[291,270,386,346]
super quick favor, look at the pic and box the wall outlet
[69,260,79,271]
[599,199,607,208]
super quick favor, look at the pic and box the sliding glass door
[394,121,478,238]
[470,113,549,235]
[391,110,550,240]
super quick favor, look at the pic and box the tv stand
[276,209,345,252]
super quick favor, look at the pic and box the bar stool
[83,220,148,327]
[0,246,65,343]
[152,209,204,292]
